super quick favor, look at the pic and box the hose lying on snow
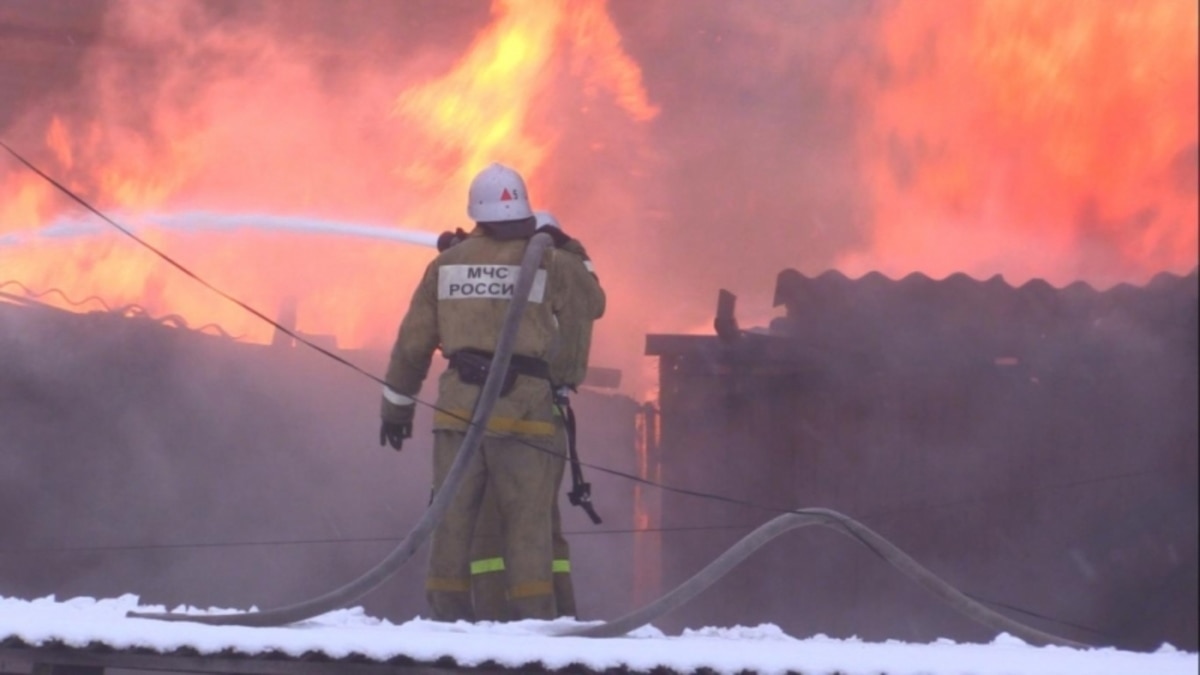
[123,230,1089,648]
[8,134,1081,642]
[126,232,556,626]
[555,507,1090,648]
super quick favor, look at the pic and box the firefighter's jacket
[548,239,604,388]
[382,229,604,438]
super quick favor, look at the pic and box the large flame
[391,0,562,221]
[840,0,1199,287]
[5,0,1195,401]
[0,0,656,358]
[392,0,657,222]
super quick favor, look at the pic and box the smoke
[0,294,649,622]
[0,300,410,611]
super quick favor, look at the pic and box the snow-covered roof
[1,595,1194,675]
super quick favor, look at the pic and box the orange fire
[0,0,657,355]
[840,0,1199,287]
[0,0,657,362]
[391,0,657,227]
[6,0,1192,403]
[391,0,564,222]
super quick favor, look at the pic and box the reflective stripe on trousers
[469,557,571,575]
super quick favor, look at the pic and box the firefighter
[468,210,604,620]
[379,164,604,622]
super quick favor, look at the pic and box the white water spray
[0,211,441,249]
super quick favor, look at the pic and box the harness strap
[556,392,602,525]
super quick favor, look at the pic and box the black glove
[380,420,412,451]
[535,224,572,248]
[437,228,469,252]
[379,400,415,451]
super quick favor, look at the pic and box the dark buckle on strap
[569,482,602,525]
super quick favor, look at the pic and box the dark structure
[0,291,640,631]
[645,268,1198,650]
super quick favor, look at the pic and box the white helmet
[467,163,533,222]
[533,210,560,230]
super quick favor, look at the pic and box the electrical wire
[0,525,759,555]
[0,279,112,311]
[1,138,765,559]
[1,141,382,386]
[124,232,556,626]
[3,140,1104,645]
[0,280,244,339]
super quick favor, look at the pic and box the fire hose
[126,231,556,626]
[121,230,1090,645]
[0,139,1086,643]
[554,508,1090,647]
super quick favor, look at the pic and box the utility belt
[446,348,550,397]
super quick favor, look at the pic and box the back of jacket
[547,241,605,389]
[384,230,601,437]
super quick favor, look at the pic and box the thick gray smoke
[0,300,645,622]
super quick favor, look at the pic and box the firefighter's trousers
[426,428,562,622]
[469,434,575,621]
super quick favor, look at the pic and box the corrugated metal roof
[771,268,1198,334]
[648,269,1198,366]
[765,268,1198,372]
